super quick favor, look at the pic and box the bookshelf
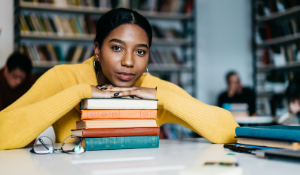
[14,0,197,139]
[19,1,193,20]
[253,0,300,118]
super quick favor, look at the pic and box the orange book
[81,110,157,120]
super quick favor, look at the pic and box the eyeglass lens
[61,136,84,154]
[33,136,54,154]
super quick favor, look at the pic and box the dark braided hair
[94,8,152,48]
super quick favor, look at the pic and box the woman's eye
[112,46,122,51]
[136,50,146,55]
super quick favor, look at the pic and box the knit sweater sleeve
[0,68,92,150]
[155,81,239,144]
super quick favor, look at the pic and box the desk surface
[0,138,299,175]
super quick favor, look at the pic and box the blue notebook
[235,125,300,142]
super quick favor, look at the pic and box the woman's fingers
[96,84,137,92]
[117,90,141,98]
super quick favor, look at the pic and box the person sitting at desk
[218,71,255,116]
[0,8,239,150]
[277,79,300,125]
[0,52,35,111]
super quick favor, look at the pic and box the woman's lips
[116,72,135,81]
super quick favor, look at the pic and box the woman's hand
[94,84,157,99]
[91,85,129,98]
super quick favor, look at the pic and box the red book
[72,127,160,137]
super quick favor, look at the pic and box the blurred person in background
[0,52,36,111]
[277,79,300,125]
[218,71,255,116]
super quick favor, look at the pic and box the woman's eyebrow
[136,44,149,49]
[109,38,125,44]
[110,38,149,49]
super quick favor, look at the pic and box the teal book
[236,125,300,142]
[83,136,159,151]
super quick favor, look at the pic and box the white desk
[0,138,299,175]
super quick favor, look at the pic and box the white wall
[0,0,14,67]
[195,0,253,105]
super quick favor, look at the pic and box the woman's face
[95,24,149,87]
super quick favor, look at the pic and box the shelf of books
[256,2,300,22]
[15,0,197,139]
[253,0,300,118]
[19,1,193,20]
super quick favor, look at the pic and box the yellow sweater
[0,57,238,150]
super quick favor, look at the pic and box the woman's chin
[111,80,135,87]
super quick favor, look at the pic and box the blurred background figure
[218,71,255,116]
[277,79,300,125]
[0,52,36,111]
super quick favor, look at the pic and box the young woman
[0,8,238,150]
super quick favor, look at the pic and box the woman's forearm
[156,87,239,144]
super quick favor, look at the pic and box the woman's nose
[121,52,134,68]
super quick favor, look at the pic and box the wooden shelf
[256,34,300,48]
[19,2,192,20]
[33,62,193,72]
[257,62,300,72]
[256,6,300,23]
[19,33,192,46]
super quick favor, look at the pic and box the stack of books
[235,125,300,150]
[72,98,160,151]
[222,103,249,117]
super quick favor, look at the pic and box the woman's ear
[94,42,101,61]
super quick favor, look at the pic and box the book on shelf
[80,98,158,110]
[21,0,194,14]
[256,17,300,43]
[72,127,160,137]
[256,0,300,17]
[236,137,300,150]
[20,13,97,37]
[82,136,159,150]
[258,43,300,67]
[20,44,94,65]
[152,24,188,40]
[81,110,157,119]
[149,48,183,65]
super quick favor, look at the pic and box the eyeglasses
[30,136,85,154]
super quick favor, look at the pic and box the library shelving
[14,0,197,139]
[252,0,300,118]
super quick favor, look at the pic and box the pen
[224,144,256,155]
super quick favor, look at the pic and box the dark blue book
[236,125,300,142]
[82,136,159,151]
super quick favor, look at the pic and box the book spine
[81,110,157,119]
[84,136,159,150]
[235,127,300,142]
[79,127,160,137]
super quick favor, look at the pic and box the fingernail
[114,93,119,97]
[101,88,107,90]
[130,96,134,99]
